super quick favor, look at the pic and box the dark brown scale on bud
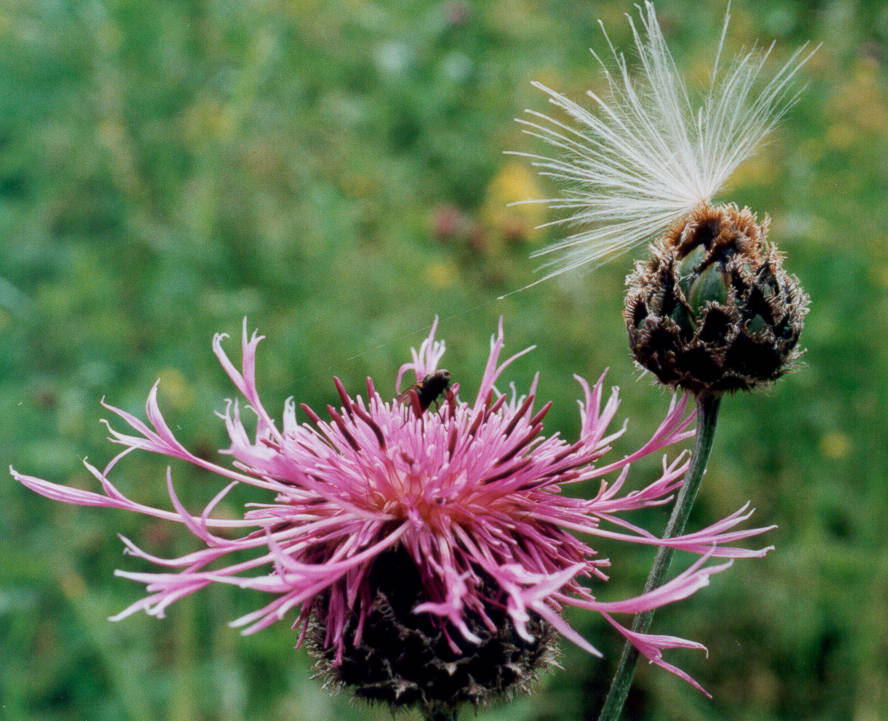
[625,203,809,395]
[307,548,559,714]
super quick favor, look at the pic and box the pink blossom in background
[12,319,774,693]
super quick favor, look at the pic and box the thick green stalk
[596,393,722,721]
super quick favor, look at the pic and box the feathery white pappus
[510,2,818,288]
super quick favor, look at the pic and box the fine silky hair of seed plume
[514,2,814,392]
[513,2,817,284]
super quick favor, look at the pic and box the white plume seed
[510,2,818,289]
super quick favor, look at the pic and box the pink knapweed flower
[12,319,772,703]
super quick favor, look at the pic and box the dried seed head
[625,203,809,395]
[307,548,559,714]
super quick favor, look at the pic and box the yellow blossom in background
[60,571,88,601]
[828,57,888,139]
[480,161,545,249]
[873,264,888,291]
[96,18,123,53]
[423,260,458,289]
[825,123,856,150]
[819,431,851,460]
[725,146,782,189]
[157,368,194,412]
[182,97,234,146]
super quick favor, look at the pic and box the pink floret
[11,317,774,692]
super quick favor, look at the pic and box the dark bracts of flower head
[308,547,559,711]
[12,318,776,703]
[625,203,810,395]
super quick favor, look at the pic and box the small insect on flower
[396,368,452,413]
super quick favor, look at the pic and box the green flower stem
[596,393,722,721]
[425,704,459,721]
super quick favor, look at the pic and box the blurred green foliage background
[1,0,886,719]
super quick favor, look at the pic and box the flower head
[625,203,810,394]
[13,319,774,706]
[513,2,817,285]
